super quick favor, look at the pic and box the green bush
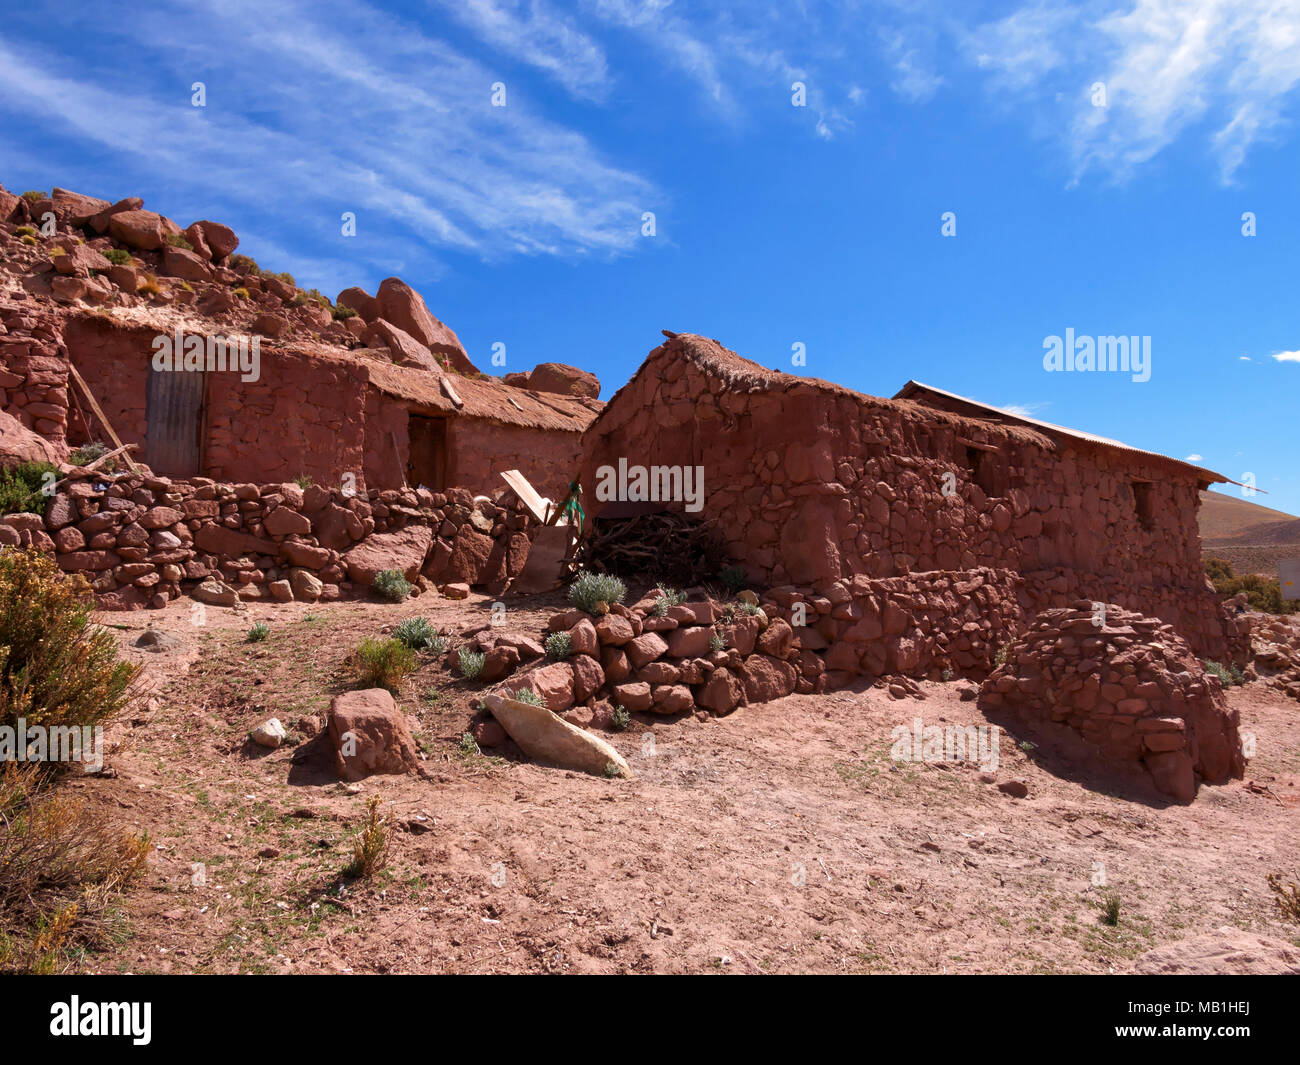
[229,253,260,274]
[511,688,545,706]
[332,304,358,320]
[353,637,416,693]
[458,647,486,679]
[0,462,58,517]
[0,549,139,739]
[69,442,109,469]
[103,248,132,266]
[568,570,626,613]
[20,191,45,202]
[545,631,573,660]
[709,628,728,652]
[245,622,269,643]
[651,587,686,617]
[393,616,437,650]
[719,566,747,593]
[373,569,412,602]
[165,234,193,251]
[1205,660,1245,688]
[1205,558,1298,614]
[611,705,630,731]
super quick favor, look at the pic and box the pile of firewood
[572,511,727,586]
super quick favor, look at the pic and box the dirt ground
[68,587,1300,975]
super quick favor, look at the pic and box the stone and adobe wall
[0,474,538,610]
[1,298,71,451]
[979,603,1245,801]
[580,333,1235,661]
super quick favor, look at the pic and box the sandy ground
[68,588,1300,975]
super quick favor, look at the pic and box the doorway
[145,364,205,476]
[407,414,447,490]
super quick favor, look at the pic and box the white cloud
[1184,453,1204,461]
[1274,350,1300,363]
[1000,401,1050,418]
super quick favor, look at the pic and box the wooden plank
[51,443,139,490]
[440,375,464,408]
[68,364,141,473]
[390,430,408,488]
[499,469,549,524]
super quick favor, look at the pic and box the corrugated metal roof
[893,380,1235,487]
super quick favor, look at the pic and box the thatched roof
[365,359,599,433]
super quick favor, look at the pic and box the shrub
[1267,871,1300,924]
[332,304,358,320]
[271,271,296,286]
[1205,558,1299,615]
[0,461,57,516]
[165,234,193,251]
[228,253,259,274]
[0,763,151,973]
[245,622,269,643]
[393,616,436,650]
[1100,893,1121,927]
[48,246,67,257]
[103,248,132,266]
[719,566,747,593]
[342,795,389,880]
[650,587,686,617]
[19,235,36,246]
[21,191,45,202]
[709,629,728,652]
[458,731,480,755]
[611,705,630,731]
[735,600,762,616]
[568,570,626,613]
[511,688,545,706]
[1205,660,1245,688]
[353,637,416,693]
[69,442,110,469]
[14,225,36,238]
[137,273,161,296]
[458,647,486,679]
[232,286,250,300]
[0,549,140,738]
[545,631,573,660]
[372,569,411,602]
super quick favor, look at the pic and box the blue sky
[2,1,1298,515]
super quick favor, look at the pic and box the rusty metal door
[146,365,205,476]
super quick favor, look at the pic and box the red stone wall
[581,340,1231,659]
[2,301,74,447]
[445,419,581,501]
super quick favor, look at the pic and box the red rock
[737,655,798,704]
[626,632,669,668]
[139,506,183,529]
[612,681,652,711]
[475,718,507,747]
[336,286,379,321]
[697,667,744,715]
[595,612,634,646]
[263,506,311,536]
[0,409,62,465]
[601,645,631,683]
[52,187,110,225]
[520,661,575,712]
[481,644,521,682]
[162,245,212,281]
[328,688,419,781]
[363,318,438,371]
[569,618,599,657]
[651,684,694,714]
[342,525,432,584]
[53,244,111,277]
[88,196,143,233]
[665,625,713,658]
[58,550,117,571]
[571,654,605,702]
[108,209,166,250]
[526,363,599,399]
[375,277,474,373]
[193,220,239,259]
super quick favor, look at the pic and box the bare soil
[71,589,1300,974]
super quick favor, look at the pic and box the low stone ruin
[978,602,1246,801]
[1243,611,1300,701]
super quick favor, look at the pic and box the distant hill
[1199,490,1300,577]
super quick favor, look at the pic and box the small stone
[250,718,287,749]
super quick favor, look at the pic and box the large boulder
[483,692,630,778]
[328,688,419,781]
[342,524,433,584]
[336,286,379,321]
[0,409,63,465]
[375,278,475,374]
[192,220,239,259]
[525,363,599,399]
[362,319,439,372]
[107,209,166,251]
[52,187,111,226]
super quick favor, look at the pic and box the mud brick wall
[581,335,1231,660]
[0,300,71,446]
[445,419,581,501]
[979,603,1245,801]
[0,475,537,610]
[61,314,151,446]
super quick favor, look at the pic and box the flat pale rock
[1134,928,1300,975]
[484,693,630,778]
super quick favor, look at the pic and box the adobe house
[61,312,597,499]
[579,331,1235,655]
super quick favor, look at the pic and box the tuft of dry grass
[343,794,390,880]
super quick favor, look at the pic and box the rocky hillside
[1199,489,1300,577]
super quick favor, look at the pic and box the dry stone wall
[0,475,537,610]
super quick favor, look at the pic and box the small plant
[48,246,67,257]
[232,286,250,299]
[1018,739,1036,752]
[709,628,728,652]
[69,442,110,468]
[14,225,36,238]
[332,304,358,320]
[511,688,545,706]
[21,190,46,202]
[458,647,486,679]
[293,473,313,489]
[651,587,686,617]
[568,570,627,613]
[1100,893,1121,927]
[104,248,132,266]
[719,565,747,593]
[165,233,193,251]
[373,569,412,603]
[994,641,1011,667]
[343,795,390,880]
[393,616,436,650]
[735,600,762,616]
[458,731,480,755]
[941,668,954,682]
[0,460,58,516]
[545,631,573,660]
[20,235,36,246]
[138,273,161,296]
[1205,660,1245,688]
[1266,871,1300,924]
[611,705,630,731]
[353,637,416,693]
[603,761,621,778]
[246,622,270,643]
[229,253,260,274]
